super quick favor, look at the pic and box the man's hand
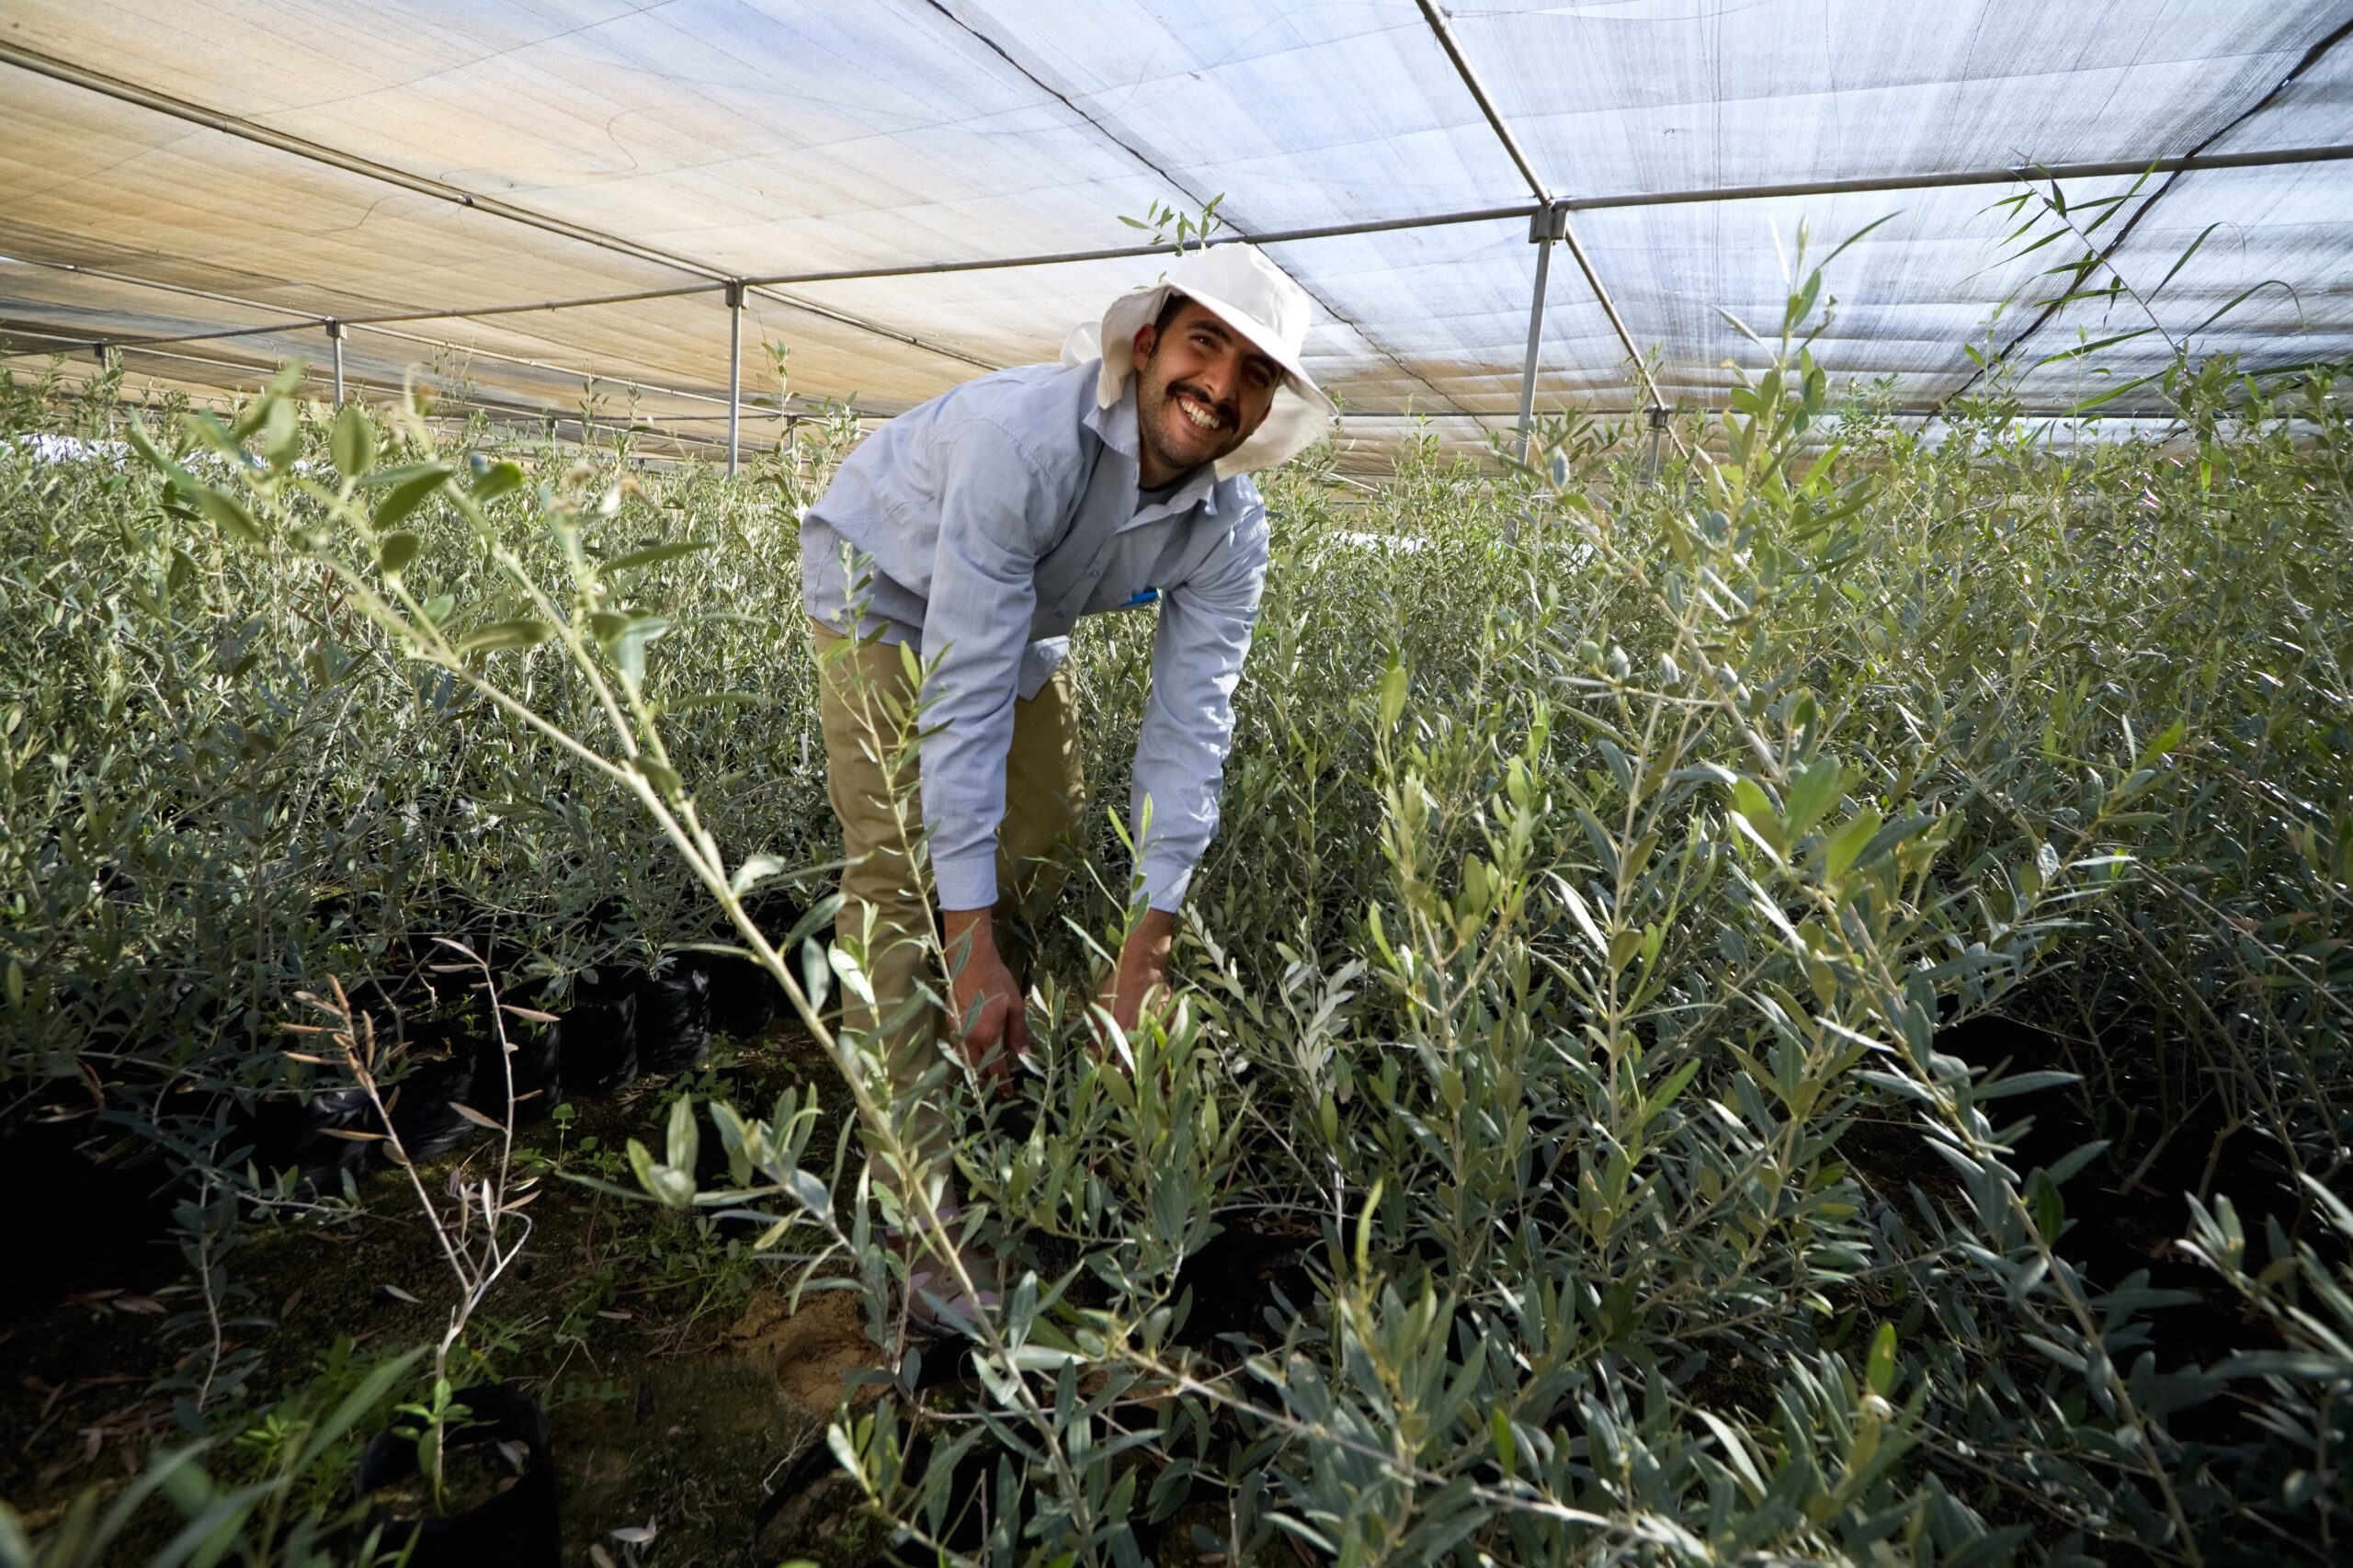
[942,908,1027,1087]
[1094,907,1177,1057]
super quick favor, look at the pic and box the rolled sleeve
[919,418,1055,911]
[1131,500,1269,911]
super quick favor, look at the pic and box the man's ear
[1131,324,1157,363]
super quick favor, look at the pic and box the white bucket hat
[1060,244,1336,478]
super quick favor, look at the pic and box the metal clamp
[1528,199,1570,244]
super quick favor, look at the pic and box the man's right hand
[941,908,1027,1087]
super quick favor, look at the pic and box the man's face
[1131,300,1284,483]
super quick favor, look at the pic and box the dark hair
[1152,291,1192,336]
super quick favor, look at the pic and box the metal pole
[724,280,744,477]
[24,140,2353,359]
[326,319,344,404]
[1413,1,1685,459]
[1518,202,1564,461]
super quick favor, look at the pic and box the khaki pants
[811,619,1084,1167]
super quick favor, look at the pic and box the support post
[724,280,745,477]
[1642,403,1670,485]
[325,319,344,404]
[1518,201,1567,463]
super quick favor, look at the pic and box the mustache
[1166,381,1236,429]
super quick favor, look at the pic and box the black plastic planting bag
[383,1034,480,1163]
[555,971,639,1095]
[0,1110,177,1309]
[471,1017,561,1127]
[635,961,711,1074]
[355,1383,559,1568]
[247,1085,383,1189]
[695,950,780,1041]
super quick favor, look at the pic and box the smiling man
[799,244,1331,1271]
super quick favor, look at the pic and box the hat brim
[1082,281,1336,478]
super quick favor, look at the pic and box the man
[799,244,1332,1261]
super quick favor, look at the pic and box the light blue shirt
[801,359,1270,914]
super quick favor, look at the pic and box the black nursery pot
[554,989,640,1096]
[0,1110,177,1310]
[635,961,711,1074]
[246,1085,383,1191]
[696,950,780,1041]
[385,1025,481,1164]
[471,1015,562,1127]
[355,1383,559,1568]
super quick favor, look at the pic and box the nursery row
[3,230,2351,1563]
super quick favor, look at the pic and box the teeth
[1178,398,1221,430]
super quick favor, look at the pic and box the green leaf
[605,540,710,573]
[1783,756,1842,839]
[2026,1168,2066,1240]
[331,403,376,479]
[470,459,527,503]
[1377,664,1407,731]
[785,1168,831,1221]
[422,594,455,627]
[370,465,454,531]
[126,416,200,498]
[377,530,420,576]
[627,1138,696,1209]
[259,396,301,470]
[454,619,552,654]
[290,1346,427,1473]
[730,852,789,896]
[609,614,671,690]
[2133,719,2186,772]
[1822,807,1882,880]
[665,1093,699,1175]
[1866,1322,1897,1398]
[1355,1177,1383,1278]
[1730,777,1787,857]
[193,486,264,546]
[1646,1058,1700,1123]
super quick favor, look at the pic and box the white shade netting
[1,0,2347,465]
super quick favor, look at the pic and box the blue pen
[1119,587,1159,609]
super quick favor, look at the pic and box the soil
[0,1021,898,1566]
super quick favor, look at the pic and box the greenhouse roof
[2,2,2349,466]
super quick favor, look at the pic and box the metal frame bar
[1932,17,2353,417]
[738,205,1535,289]
[915,0,1493,432]
[1411,0,1681,456]
[0,41,715,285]
[7,11,2350,442]
[6,305,766,423]
[1563,142,2353,210]
[4,338,734,455]
[724,280,745,476]
[0,42,996,377]
[3,325,2241,426]
[1516,205,1563,459]
[10,142,2347,357]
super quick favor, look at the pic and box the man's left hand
[1095,907,1177,1057]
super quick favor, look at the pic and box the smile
[1176,392,1228,431]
